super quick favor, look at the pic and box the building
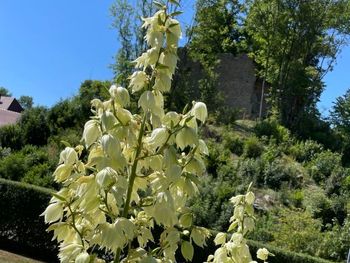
[0,96,23,127]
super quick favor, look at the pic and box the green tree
[245,0,350,132]
[0,87,11,96]
[110,0,155,85]
[20,107,50,146]
[330,89,350,134]
[18,95,33,110]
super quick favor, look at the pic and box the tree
[189,0,244,65]
[110,0,155,86]
[245,0,350,132]
[18,95,33,110]
[330,89,350,134]
[0,87,11,97]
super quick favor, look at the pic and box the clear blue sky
[0,1,349,116]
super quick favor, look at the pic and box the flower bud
[257,248,270,261]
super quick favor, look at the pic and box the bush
[263,158,302,190]
[308,151,342,184]
[268,209,324,257]
[0,145,55,187]
[0,124,23,150]
[222,132,244,156]
[318,217,350,261]
[254,119,291,143]
[0,178,57,262]
[288,140,324,163]
[243,136,264,158]
[236,158,264,185]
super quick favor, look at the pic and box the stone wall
[177,50,268,119]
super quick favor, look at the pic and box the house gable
[0,96,24,113]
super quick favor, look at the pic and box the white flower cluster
[207,185,272,263]
[42,1,211,262]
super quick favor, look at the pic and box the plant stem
[114,112,147,263]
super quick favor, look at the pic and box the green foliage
[263,158,301,190]
[20,106,50,146]
[269,209,324,256]
[307,151,342,184]
[0,124,23,150]
[0,178,57,262]
[18,95,33,110]
[288,140,324,163]
[245,0,350,131]
[222,131,244,156]
[318,217,350,262]
[254,119,291,144]
[243,136,264,158]
[0,145,56,188]
[0,86,11,96]
[248,240,336,263]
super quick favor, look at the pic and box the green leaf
[170,11,183,17]
[154,1,165,9]
[60,140,71,148]
[169,0,180,7]
[157,63,169,69]
[181,241,194,261]
[52,192,67,202]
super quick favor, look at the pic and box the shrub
[222,131,244,156]
[0,124,23,150]
[318,217,350,261]
[0,178,57,262]
[269,209,324,257]
[263,158,302,190]
[254,119,291,143]
[288,140,324,163]
[243,136,264,158]
[237,158,264,185]
[0,145,55,187]
[308,150,342,184]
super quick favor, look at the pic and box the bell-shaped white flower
[129,71,148,93]
[83,120,101,147]
[153,71,172,92]
[147,127,168,150]
[159,51,178,75]
[109,85,130,107]
[59,147,78,166]
[96,167,117,188]
[101,134,121,157]
[175,126,199,150]
[138,91,156,113]
[41,202,63,223]
[192,102,208,123]
[101,111,117,131]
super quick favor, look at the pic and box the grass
[0,250,43,263]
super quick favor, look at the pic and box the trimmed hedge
[0,178,58,262]
[0,178,336,263]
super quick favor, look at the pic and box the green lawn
[0,250,43,263]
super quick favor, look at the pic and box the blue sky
[0,1,349,116]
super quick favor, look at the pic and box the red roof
[0,108,21,127]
